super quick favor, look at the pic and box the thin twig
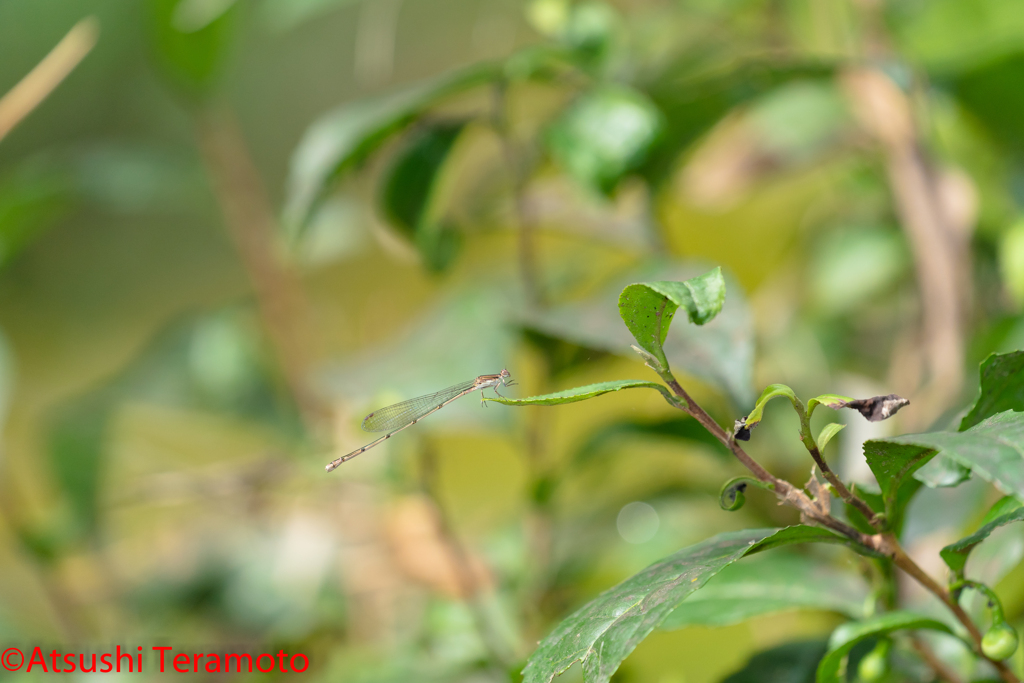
[0,17,99,143]
[492,81,542,308]
[911,635,965,683]
[196,106,329,431]
[419,444,518,666]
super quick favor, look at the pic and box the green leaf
[546,84,663,195]
[521,525,868,683]
[983,495,1024,524]
[961,351,1024,431]
[940,505,1024,580]
[721,640,828,683]
[379,121,467,272]
[284,65,497,230]
[874,411,1024,501]
[816,612,956,683]
[660,553,868,630]
[148,0,236,95]
[818,423,845,451]
[47,405,111,536]
[743,384,797,429]
[524,261,752,406]
[845,480,921,537]
[617,267,726,373]
[860,441,937,522]
[806,394,854,418]
[485,380,673,407]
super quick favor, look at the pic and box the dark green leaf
[148,0,236,95]
[522,525,866,683]
[940,504,1024,580]
[547,84,663,194]
[721,640,828,683]
[0,167,70,269]
[816,612,955,683]
[640,62,835,185]
[874,411,1024,501]
[485,380,673,407]
[524,261,752,406]
[618,267,726,373]
[660,553,868,630]
[845,479,921,537]
[960,351,1024,430]
[953,53,1024,155]
[380,121,467,272]
[284,65,497,229]
[860,441,937,523]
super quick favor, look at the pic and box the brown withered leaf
[842,394,910,422]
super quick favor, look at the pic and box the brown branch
[888,538,1019,683]
[806,441,881,527]
[419,444,518,666]
[196,106,329,430]
[911,635,965,683]
[0,17,99,143]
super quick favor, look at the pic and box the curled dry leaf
[385,495,492,599]
[733,416,753,441]
[842,394,910,422]
[805,466,831,516]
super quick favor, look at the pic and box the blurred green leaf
[547,84,662,195]
[47,404,110,536]
[874,411,1024,504]
[260,0,359,31]
[640,62,834,184]
[486,379,672,407]
[808,226,909,316]
[892,0,1024,73]
[817,612,955,683]
[941,503,1024,580]
[660,552,868,630]
[960,351,1024,430]
[521,525,872,683]
[525,262,752,406]
[953,52,1024,156]
[618,267,725,373]
[570,416,729,468]
[0,167,70,269]
[721,640,828,683]
[149,0,236,95]
[285,65,497,230]
[1001,219,1024,307]
[743,384,797,429]
[380,121,467,273]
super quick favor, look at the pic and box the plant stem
[660,373,870,544]
[888,538,1019,683]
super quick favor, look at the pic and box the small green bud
[982,622,1018,661]
[857,640,890,682]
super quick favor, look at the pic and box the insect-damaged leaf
[521,525,867,683]
[617,267,725,374]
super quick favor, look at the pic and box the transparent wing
[361,379,478,432]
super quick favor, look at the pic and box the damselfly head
[500,368,510,378]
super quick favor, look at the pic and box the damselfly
[326,369,515,472]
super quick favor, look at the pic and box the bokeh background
[3,0,1024,680]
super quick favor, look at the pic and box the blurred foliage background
[3,0,1024,680]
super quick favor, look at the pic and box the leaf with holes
[522,525,869,683]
